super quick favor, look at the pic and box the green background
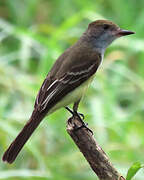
[0,0,144,179]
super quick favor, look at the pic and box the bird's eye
[103,24,110,30]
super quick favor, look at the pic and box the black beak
[117,29,135,36]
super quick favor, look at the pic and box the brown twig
[66,115,125,180]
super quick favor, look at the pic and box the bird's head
[85,20,135,50]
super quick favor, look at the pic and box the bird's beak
[116,29,135,37]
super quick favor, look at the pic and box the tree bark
[66,115,125,180]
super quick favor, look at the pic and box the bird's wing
[35,57,100,112]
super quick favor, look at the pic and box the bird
[2,19,135,164]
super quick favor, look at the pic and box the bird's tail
[2,110,45,164]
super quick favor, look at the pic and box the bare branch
[66,116,125,180]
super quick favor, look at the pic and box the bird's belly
[48,75,94,114]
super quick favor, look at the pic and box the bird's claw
[74,123,93,135]
[66,106,93,135]
[65,107,84,120]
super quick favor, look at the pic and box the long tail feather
[2,110,45,163]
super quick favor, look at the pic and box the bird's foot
[74,122,93,135]
[65,107,84,120]
[66,107,93,135]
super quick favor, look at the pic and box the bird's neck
[78,34,106,58]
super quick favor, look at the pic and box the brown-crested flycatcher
[2,20,135,163]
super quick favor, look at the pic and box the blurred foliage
[126,162,143,180]
[0,0,144,180]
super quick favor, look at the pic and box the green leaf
[126,162,143,180]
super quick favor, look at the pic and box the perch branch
[66,115,125,180]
